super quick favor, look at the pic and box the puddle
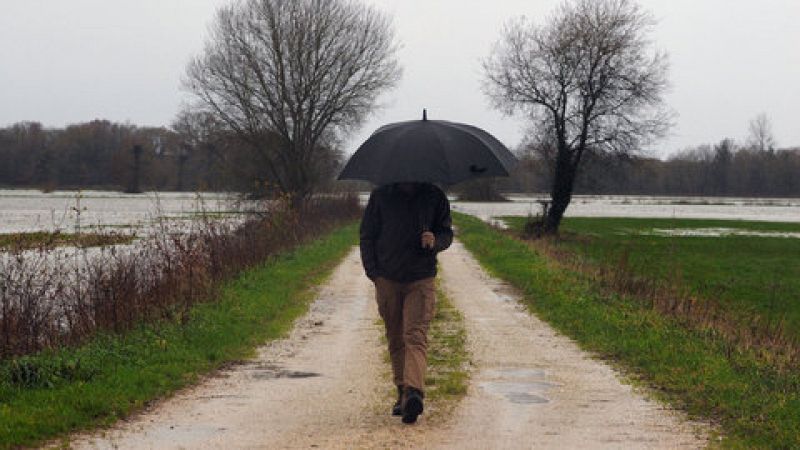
[479,368,556,405]
[480,381,552,404]
[487,368,546,379]
[494,294,516,303]
[486,218,509,229]
[251,370,320,380]
[505,392,549,404]
[247,364,321,380]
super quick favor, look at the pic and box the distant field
[450,194,800,223]
[505,216,800,340]
[0,189,234,234]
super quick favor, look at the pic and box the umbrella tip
[423,109,427,121]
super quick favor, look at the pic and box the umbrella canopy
[338,111,518,185]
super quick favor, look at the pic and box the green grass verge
[425,282,470,403]
[505,216,800,340]
[455,212,800,449]
[0,232,135,250]
[0,222,358,449]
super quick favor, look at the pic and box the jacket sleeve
[359,191,381,280]
[432,190,453,253]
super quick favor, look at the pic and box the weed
[0,232,134,250]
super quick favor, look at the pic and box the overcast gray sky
[1,0,798,158]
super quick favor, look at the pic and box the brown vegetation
[0,232,134,251]
[0,196,361,359]
[518,225,800,369]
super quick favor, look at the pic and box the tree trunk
[176,154,187,191]
[127,145,143,194]
[544,151,577,234]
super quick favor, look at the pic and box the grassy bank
[0,222,358,449]
[455,213,800,449]
[0,231,134,250]
[507,216,800,342]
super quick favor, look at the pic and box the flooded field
[644,227,800,239]
[3,190,799,236]
[450,194,800,224]
[0,189,237,234]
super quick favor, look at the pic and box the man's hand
[421,231,435,249]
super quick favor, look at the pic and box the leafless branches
[484,0,671,232]
[184,0,401,199]
[747,113,777,152]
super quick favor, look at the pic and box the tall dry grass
[0,195,361,359]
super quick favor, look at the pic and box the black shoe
[392,385,403,416]
[402,387,424,424]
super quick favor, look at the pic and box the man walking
[359,182,453,424]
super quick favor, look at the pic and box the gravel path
[431,242,710,449]
[69,243,711,449]
[71,249,390,449]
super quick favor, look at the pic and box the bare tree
[484,0,671,233]
[184,0,400,201]
[747,113,776,152]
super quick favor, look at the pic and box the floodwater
[645,228,800,239]
[3,190,799,235]
[0,189,236,234]
[450,194,800,223]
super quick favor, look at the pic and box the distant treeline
[0,119,342,195]
[505,138,800,197]
[1,120,799,197]
[0,120,228,193]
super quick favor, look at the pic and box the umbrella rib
[443,122,518,170]
[428,124,454,184]
[445,126,511,183]
[378,124,423,182]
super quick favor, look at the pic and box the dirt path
[431,242,710,449]
[72,249,392,449]
[70,243,710,449]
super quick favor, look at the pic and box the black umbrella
[338,110,518,185]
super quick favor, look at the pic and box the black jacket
[359,184,453,282]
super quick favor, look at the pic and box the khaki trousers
[374,277,436,392]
